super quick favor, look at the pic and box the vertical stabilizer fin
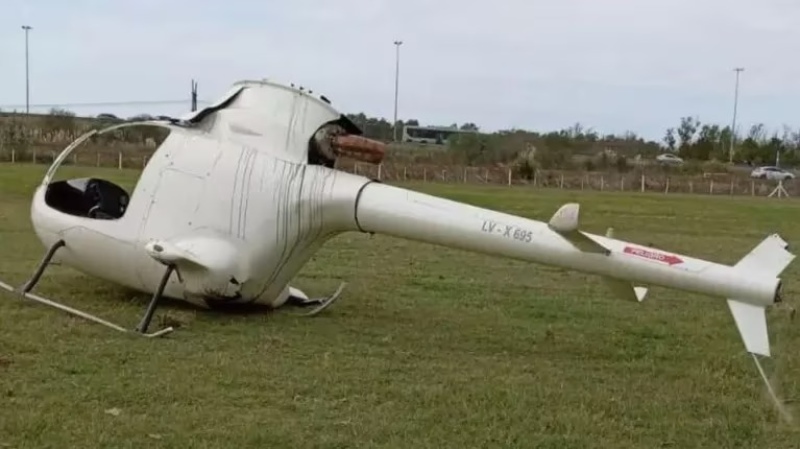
[727,299,770,357]
[733,233,794,277]
[729,234,796,422]
[725,233,795,358]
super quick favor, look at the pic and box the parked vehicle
[750,166,795,181]
[655,153,684,165]
[96,113,120,121]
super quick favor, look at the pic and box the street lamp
[21,25,33,114]
[729,67,744,163]
[392,40,403,142]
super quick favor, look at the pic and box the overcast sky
[1,0,799,141]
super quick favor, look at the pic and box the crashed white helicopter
[0,79,794,364]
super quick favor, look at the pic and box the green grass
[1,163,800,448]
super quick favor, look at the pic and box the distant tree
[689,123,720,160]
[677,116,699,156]
[128,113,155,121]
[49,107,75,117]
[663,128,676,152]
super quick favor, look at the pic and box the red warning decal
[623,246,683,265]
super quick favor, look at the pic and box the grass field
[1,163,800,448]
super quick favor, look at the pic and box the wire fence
[1,146,795,198]
[345,161,794,197]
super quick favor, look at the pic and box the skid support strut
[20,239,66,294]
[0,239,173,338]
[135,264,175,334]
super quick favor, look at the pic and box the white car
[750,166,795,181]
[655,153,684,165]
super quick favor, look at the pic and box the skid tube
[0,240,174,338]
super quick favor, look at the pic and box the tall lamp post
[392,40,403,142]
[21,25,33,114]
[729,67,744,163]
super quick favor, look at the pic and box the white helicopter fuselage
[31,141,369,308]
[29,80,372,308]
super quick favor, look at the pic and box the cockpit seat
[44,178,130,220]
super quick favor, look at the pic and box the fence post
[118,152,122,170]
[507,168,511,186]
[33,149,37,164]
[665,177,669,194]
[533,170,537,187]
[403,166,407,181]
[710,180,714,194]
[559,174,564,189]
[729,179,734,195]
[751,180,755,196]
[600,175,604,191]
[620,177,624,191]
[11,150,15,163]
[689,181,693,194]
[640,174,645,192]
[354,162,359,175]
[463,167,467,183]
[377,163,383,180]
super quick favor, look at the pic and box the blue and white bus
[401,125,477,145]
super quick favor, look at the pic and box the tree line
[347,112,797,167]
[1,107,797,170]
[0,108,168,152]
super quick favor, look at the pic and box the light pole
[21,25,32,114]
[729,67,744,163]
[392,40,403,142]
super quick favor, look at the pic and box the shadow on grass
[114,286,325,319]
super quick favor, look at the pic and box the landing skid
[288,282,347,317]
[0,239,174,338]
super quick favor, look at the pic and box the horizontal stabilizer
[734,234,795,277]
[603,276,649,302]
[727,299,770,357]
[548,203,610,254]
